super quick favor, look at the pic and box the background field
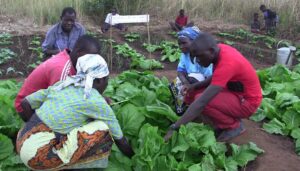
[0,0,299,38]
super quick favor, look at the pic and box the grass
[0,0,83,25]
[0,0,299,37]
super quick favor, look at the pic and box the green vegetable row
[252,64,300,155]
[104,71,264,171]
[114,43,163,70]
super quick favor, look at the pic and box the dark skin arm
[19,99,35,122]
[182,76,212,95]
[115,137,134,158]
[44,49,60,56]
[164,85,223,141]
[178,71,190,85]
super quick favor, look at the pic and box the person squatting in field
[42,7,85,57]
[164,33,263,142]
[169,26,212,114]
[17,54,134,170]
[15,35,100,122]
[169,9,194,31]
[259,4,279,33]
[102,7,127,33]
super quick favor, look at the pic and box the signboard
[111,15,150,25]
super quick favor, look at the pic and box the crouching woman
[16,54,133,170]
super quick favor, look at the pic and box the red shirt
[175,16,188,27]
[211,44,262,107]
[15,50,76,112]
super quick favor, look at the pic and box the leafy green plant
[104,71,264,171]
[218,29,279,49]
[0,80,27,170]
[114,43,163,70]
[160,41,181,62]
[0,48,16,64]
[168,31,178,38]
[28,36,43,69]
[86,30,98,38]
[224,40,235,46]
[252,64,300,155]
[124,33,140,42]
[142,43,161,53]
[0,33,13,46]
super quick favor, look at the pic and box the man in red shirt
[169,9,194,31]
[15,35,101,121]
[164,33,262,142]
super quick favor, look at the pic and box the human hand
[104,96,112,105]
[164,130,174,142]
[181,84,195,96]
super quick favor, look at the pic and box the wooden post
[109,27,113,70]
[109,15,113,71]
[147,15,151,58]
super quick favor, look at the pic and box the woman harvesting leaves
[170,26,212,114]
[165,33,262,142]
[17,54,133,170]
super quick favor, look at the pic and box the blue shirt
[177,53,213,77]
[42,22,85,52]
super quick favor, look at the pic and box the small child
[251,13,261,33]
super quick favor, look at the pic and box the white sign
[111,15,150,25]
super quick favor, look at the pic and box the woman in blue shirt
[170,26,212,114]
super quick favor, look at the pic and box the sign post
[109,14,151,70]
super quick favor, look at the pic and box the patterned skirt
[16,114,114,170]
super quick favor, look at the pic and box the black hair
[179,9,185,13]
[190,33,218,52]
[73,35,101,54]
[61,7,76,17]
[259,5,266,10]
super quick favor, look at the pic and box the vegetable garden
[1,27,300,170]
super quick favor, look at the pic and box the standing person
[164,33,262,142]
[251,13,261,34]
[15,35,100,122]
[42,7,85,57]
[259,5,278,33]
[102,8,126,33]
[17,54,134,170]
[169,26,212,114]
[169,9,194,31]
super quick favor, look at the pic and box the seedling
[0,48,16,64]
[0,33,13,46]
[124,32,140,42]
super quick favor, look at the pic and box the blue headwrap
[177,26,201,40]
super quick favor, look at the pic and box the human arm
[19,88,49,121]
[42,28,60,56]
[115,137,134,158]
[164,85,222,141]
[87,98,134,157]
[178,71,190,85]
[19,99,35,122]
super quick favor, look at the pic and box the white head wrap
[54,54,109,99]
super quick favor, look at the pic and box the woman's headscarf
[177,26,201,40]
[54,54,109,99]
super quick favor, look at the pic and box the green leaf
[0,134,14,160]
[117,104,145,136]
[282,109,300,130]
[291,128,300,140]
[229,142,264,167]
[106,145,132,171]
[263,118,286,135]
[296,139,300,155]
